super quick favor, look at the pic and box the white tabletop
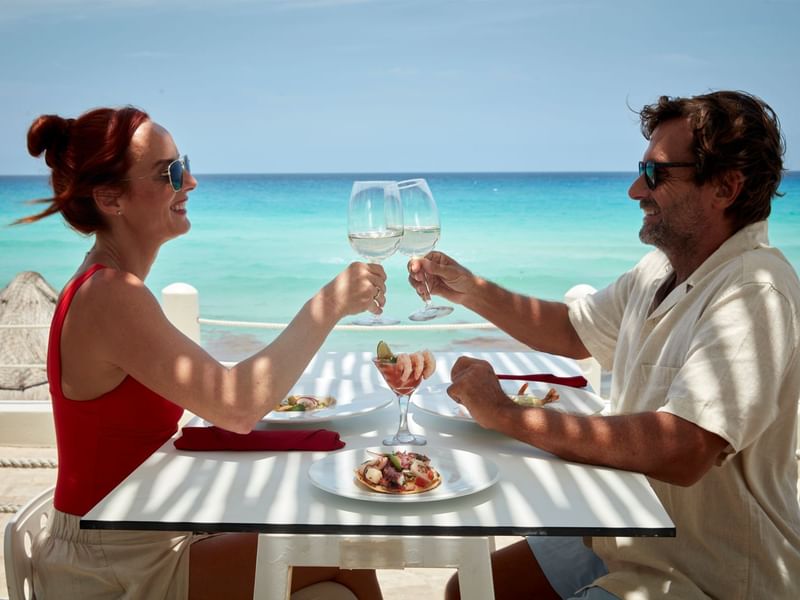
[82,351,674,539]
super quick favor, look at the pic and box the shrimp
[396,353,412,381]
[410,352,425,380]
[421,350,435,379]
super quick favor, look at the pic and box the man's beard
[638,198,704,253]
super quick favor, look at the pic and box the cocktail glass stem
[384,393,426,446]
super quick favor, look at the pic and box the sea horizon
[3,171,799,359]
[3,169,799,177]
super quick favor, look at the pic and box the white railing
[167,282,605,394]
[6,281,800,459]
[161,282,602,392]
[0,291,500,372]
[0,281,603,393]
[198,317,499,332]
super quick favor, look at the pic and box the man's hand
[407,251,476,305]
[448,356,730,486]
[447,356,518,429]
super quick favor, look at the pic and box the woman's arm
[65,263,385,433]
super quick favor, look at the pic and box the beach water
[2,172,799,358]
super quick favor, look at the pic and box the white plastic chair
[4,486,54,600]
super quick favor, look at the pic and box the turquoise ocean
[2,172,799,359]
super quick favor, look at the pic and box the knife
[496,373,588,388]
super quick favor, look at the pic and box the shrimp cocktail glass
[373,341,435,446]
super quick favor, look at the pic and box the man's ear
[93,186,123,217]
[713,170,745,210]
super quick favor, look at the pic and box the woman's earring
[117,210,122,216]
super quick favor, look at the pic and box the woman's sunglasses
[161,155,190,191]
[122,155,190,192]
[638,160,697,190]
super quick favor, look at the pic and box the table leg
[251,534,494,600]
[456,537,495,600]
[253,534,293,600]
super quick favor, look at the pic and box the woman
[16,106,385,599]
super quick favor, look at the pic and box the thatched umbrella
[0,272,58,400]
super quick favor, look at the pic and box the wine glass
[373,357,426,446]
[397,179,454,321]
[347,181,403,325]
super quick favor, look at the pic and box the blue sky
[1,0,798,175]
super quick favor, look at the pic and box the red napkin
[173,426,345,451]
[496,373,588,388]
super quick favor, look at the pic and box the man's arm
[502,407,728,486]
[409,252,590,359]
[465,277,590,359]
[448,357,729,486]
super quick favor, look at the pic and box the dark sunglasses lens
[184,156,190,175]
[643,162,656,189]
[168,159,184,191]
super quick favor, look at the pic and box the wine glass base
[350,313,400,326]
[383,433,427,446]
[408,305,454,322]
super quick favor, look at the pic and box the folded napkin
[174,426,345,451]
[496,373,588,388]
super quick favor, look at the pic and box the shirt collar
[684,220,769,288]
[647,221,769,319]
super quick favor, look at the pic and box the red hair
[14,106,150,234]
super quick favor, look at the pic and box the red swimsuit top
[49,264,183,516]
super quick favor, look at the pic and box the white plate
[308,447,500,503]
[412,380,605,421]
[262,378,393,423]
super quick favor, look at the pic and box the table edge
[79,519,675,538]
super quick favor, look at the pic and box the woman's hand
[323,261,387,319]
[407,251,476,306]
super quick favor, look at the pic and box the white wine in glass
[397,178,454,321]
[347,231,403,263]
[347,181,403,325]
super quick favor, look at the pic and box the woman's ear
[713,169,745,210]
[93,186,123,217]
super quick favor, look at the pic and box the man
[408,91,800,599]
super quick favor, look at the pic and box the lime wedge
[376,340,395,361]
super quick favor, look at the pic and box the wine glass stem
[369,259,384,321]
[421,271,434,308]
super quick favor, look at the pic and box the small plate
[412,383,474,422]
[308,447,500,503]
[413,380,605,421]
[262,378,392,423]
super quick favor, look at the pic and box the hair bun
[27,114,74,158]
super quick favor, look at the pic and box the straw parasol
[0,272,58,400]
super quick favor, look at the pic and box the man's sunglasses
[122,155,190,192]
[638,160,697,190]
